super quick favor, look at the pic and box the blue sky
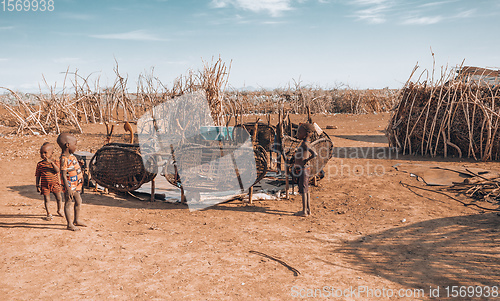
[0,0,499,92]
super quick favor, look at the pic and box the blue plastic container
[199,126,234,141]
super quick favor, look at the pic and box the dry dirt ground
[1,113,499,300]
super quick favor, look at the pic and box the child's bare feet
[57,211,64,217]
[43,214,53,221]
[294,211,307,217]
[73,221,87,227]
[67,225,79,231]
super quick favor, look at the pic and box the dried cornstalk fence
[0,58,231,135]
[1,58,399,135]
[386,65,500,161]
[224,85,397,115]
[0,87,49,135]
[200,57,231,126]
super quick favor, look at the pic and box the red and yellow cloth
[60,154,83,192]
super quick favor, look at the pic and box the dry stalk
[387,63,500,161]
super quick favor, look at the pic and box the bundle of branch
[278,84,397,115]
[0,88,48,135]
[71,70,105,125]
[136,68,170,115]
[224,90,282,115]
[386,65,500,161]
[38,90,83,134]
[106,62,137,122]
[200,57,231,126]
[446,176,500,203]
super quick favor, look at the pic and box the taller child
[57,133,86,231]
[293,123,317,217]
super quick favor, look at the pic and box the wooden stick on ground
[249,250,300,276]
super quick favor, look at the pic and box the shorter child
[35,142,63,220]
[57,133,87,231]
[293,123,317,217]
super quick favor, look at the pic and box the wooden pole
[180,186,186,203]
[287,114,292,136]
[285,162,289,200]
[170,144,185,203]
[248,186,253,204]
[277,110,282,172]
[248,120,259,204]
[150,178,155,202]
[267,113,272,169]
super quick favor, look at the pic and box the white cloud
[453,9,475,18]
[352,0,389,5]
[354,5,390,23]
[348,0,481,25]
[402,15,443,25]
[261,20,287,24]
[211,0,293,17]
[211,0,228,8]
[418,0,458,8]
[350,0,392,24]
[89,30,166,41]
[400,8,475,25]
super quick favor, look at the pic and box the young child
[57,133,87,231]
[35,142,63,220]
[293,123,317,217]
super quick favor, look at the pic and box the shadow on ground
[0,213,67,230]
[334,134,388,144]
[334,213,500,290]
[332,146,475,163]
[6,185,184,211]
[5,185,283,214]
[209,202,294,216]
[8,164,294,214]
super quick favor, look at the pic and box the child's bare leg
[306,192,311,216]
[43,194,52,220]
[302,192,307,214]
[54,192,64,217]
[294,193,307,216]
[64,193,78,231]
[73,192,87,227]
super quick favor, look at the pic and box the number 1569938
[2,0,54,12]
